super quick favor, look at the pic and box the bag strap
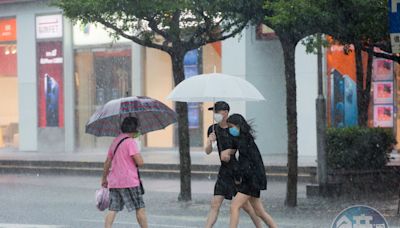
[112,137,130,157]
[137,166,142,184]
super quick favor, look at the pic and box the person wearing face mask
[225,113,277,228]
[204,102,262,228]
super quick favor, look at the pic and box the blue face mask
[229,127,240,137]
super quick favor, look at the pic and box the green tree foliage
[55,0,263,201]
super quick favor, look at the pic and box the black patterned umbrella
[86,96,177,137]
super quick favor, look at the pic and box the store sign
[36,15,63,39]
[73,22,129,45]
[0,18,16,42]
[389,0,400,53]
[37,41,64,128]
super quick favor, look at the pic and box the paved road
[0,174,399,228]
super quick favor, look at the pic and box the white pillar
[63,17,75,152]
[132,43,144,96]
[17,12,37,151]
[221,30,247,115]
[132,43,145,149]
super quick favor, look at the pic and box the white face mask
[213,113,224,123]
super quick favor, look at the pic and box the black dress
[207,124,239,200]
[234,134,267,198]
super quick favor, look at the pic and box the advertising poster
[373,58,393,81]
[184,49,199,78]
[327,44,359,127]
[184,49,200,129]
[37,41,64,128]
[373,105,394,127]
[373,82,394,104]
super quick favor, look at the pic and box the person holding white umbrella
[204,101,262,228]
[166,73,266,227]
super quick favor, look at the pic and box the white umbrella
[166,73,265,102]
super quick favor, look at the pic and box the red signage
[0,18,16,42]
[37,41,64,128]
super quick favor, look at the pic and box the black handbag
[113,137,145,195]
[137,168,145,195]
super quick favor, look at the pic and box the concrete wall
[221,32,247,116]
[244,27,288,155]
[202,44,221,146]
[144,48,174,147]
[295,41,318,157]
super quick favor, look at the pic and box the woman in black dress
[226,114,277,228]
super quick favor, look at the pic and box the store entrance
[74,47,132,150]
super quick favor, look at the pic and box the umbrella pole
[212,97,215,132]
[212,98,219,151]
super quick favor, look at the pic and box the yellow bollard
[0,127,4,147]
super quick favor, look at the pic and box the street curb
[0,160,317,182]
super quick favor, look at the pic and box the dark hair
[121,117,139,133]
[208,101,230,112]
[226,113,255,138]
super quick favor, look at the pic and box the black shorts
[214,175,236,200]
[236,183,261,198]
[237,185,261,198]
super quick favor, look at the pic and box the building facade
[5,0,394,161]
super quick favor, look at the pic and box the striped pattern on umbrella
[86,96,177,137]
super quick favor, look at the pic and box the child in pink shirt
[101,117,148,228]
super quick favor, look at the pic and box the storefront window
[0,17,18,149]
[144,42,221,148]
[74,47,132,149]
[73,22,133,150]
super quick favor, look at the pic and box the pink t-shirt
[107,133,141,189]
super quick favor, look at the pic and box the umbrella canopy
[166,73,265,102]
[86,96,177,137]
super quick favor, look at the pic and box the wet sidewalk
[2,146,400,168]
[0,147,318,167]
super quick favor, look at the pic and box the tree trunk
[281,38,298,207]
[364,45,374,126]
[354,42,368,126]
[171,52,192,201]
